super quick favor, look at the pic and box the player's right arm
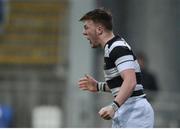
[78,74,111,93]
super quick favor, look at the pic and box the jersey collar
[104,35,121,49]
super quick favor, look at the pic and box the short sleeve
[109,46,135,73]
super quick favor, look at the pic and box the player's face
[82,20,101,48]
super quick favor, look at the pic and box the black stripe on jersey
[107,72,142,89]
[107,75,123,89]
[136,72,142,84]
[104,57,115,70]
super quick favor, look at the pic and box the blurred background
[0,0,179,127]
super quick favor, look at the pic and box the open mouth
[86,38,91,44]
[85,38,93,46]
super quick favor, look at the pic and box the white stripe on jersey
[116,61,135,73]
[104,45,110,57]
[109,40,131,54]
[134,60,141,73]
[113,53,141,74]
[104,68,119,81]
[115,55,134,66]
[134,84,144,91]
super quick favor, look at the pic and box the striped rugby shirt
[104,35,145,97]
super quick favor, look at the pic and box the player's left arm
[114,69,136,106]
[99,43,137,120]
[99,69,136,120]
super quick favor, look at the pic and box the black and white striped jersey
[103,35,144,97]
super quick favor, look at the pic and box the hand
[99,105,115,120]
[78,74,98,92]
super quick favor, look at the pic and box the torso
[103,35,144,97]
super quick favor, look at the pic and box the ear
[96,26,103,35]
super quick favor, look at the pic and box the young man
[78,8,154,128]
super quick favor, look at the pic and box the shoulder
[104,38,132,57]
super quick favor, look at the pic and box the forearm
[114,79,136,107]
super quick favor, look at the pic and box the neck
[99,32,115,48]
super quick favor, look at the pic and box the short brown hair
[79,8,113,31]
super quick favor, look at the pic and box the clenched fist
[99,105,115,120]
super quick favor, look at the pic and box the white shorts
[112,97,154,128]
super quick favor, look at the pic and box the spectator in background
[136,52,159,102]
